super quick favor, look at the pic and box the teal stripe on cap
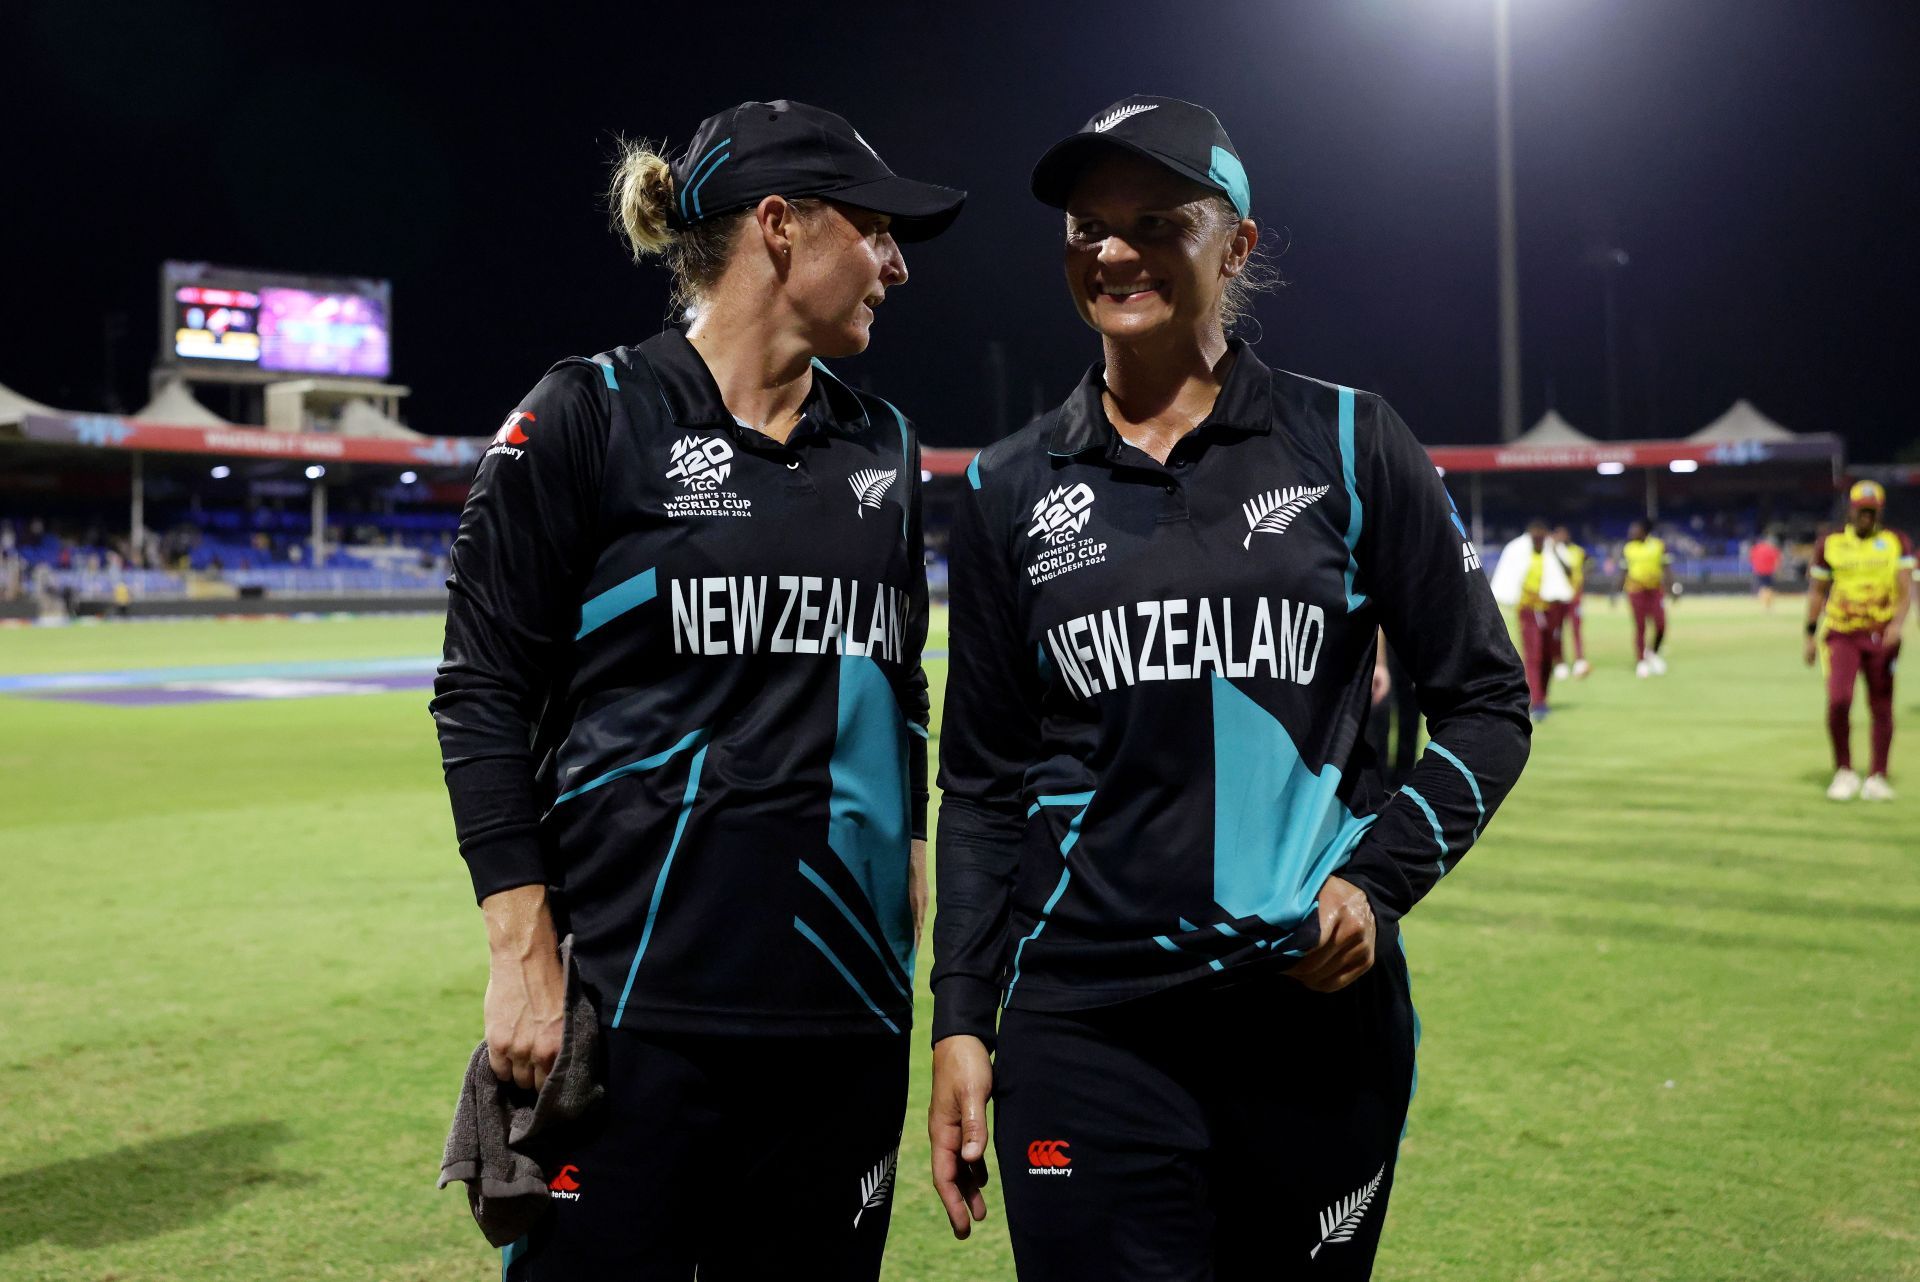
[1209,146,1251,219]
[679,138,733,218]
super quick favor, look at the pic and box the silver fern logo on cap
[1311,1162,1385,1258]
[1090,102,1159,133]
[1242,484,1330,549]
[848,467,899,517]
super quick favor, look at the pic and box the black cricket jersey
[931,340,1530,1044]
[433,329,929,1038]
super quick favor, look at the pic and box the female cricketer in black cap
[928,96,1531,1279]
[433,100,961,1279]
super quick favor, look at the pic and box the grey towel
[438,935,604,1247]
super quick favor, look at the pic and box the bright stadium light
[400,470,419,484]
[920,468,933,483]
[306,465,327,480]
[1597,461,1626,476]
[1669,459,1699,474]
[210,465,231,479]
[1434,465,1447,477]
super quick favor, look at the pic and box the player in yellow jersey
[1551,524,1590,679]
[1490,518,1574,720]
[1806,480,1913,801]
[1620,519,1672,678]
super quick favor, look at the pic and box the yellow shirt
[1812,526,1915,633]
[1520,552,1545,609]
[1562,543,1587,594]
[1622,538,1668,592]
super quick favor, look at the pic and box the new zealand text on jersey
[1044,595,1326,698]
[669,576,912,663]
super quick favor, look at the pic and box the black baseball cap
[667,99,966,242]
[1031,95,1251,220]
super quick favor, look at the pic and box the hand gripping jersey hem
[997,947,1317,1015]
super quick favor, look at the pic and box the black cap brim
[1030,135,1219,211]
[820,174,967,242]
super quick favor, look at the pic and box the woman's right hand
[928,1034,994,1239]
[481,885,566,1092]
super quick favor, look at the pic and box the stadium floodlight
[210,465,231,479]
[1669,459,1699,474]
[1597,461,1626,475]
[1434,465,1448,477]
[400,470,419,484]
[920,469,933,483]
[306,465,327,480]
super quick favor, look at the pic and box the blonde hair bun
[609,137,677,261]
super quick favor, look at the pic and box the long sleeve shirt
[932,341,1530,1046]
[434,329,928,1037]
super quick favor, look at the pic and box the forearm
[482,883,558,959]
[929,797,1023,1048]
[1805,585,1829,629]
[1342,696,1530,919]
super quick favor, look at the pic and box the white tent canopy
[1688,399,1797,443]
[1512,409,1597,447]
[135,377,230,426]
[334,398,424,440]
[0,379,59,428]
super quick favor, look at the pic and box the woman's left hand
[1288,875,1376,992]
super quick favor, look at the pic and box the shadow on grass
[0,1120,309,1254]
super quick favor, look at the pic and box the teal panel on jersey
[1210,675,1374,926]
[575,567,656,640]
[827,653,915,975]
[1337,385,1368,611]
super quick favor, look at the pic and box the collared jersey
[433,329,929,1037]
[1520,552,1546,608]
[1563,542,1587,595]
[931,341,1531,1043]
[1622,538,1668,591]
[1811,525,1914,632]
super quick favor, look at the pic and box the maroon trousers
[1518,603,1568,708]
[1628,588,1666,661]
[1825,629,1898,776]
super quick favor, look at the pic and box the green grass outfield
[1,599,1915,1280]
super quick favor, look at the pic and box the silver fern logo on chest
[1242,484,1330,550]
[848,467,898,517]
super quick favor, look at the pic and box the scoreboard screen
[163,262,392,380]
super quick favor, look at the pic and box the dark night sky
[5,1,1917,458]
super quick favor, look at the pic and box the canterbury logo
[1028,483,1096,545]
[852,1145,898,1227]
[848,467,898,517]
[1026,1140,1072,1168]
[492,410,534,447]
[1311,1162,1385,1258]
[547,1164,580,1192]
[1090,102,1158,133]
[666,435,733,489]
[1242,484,1330,549]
